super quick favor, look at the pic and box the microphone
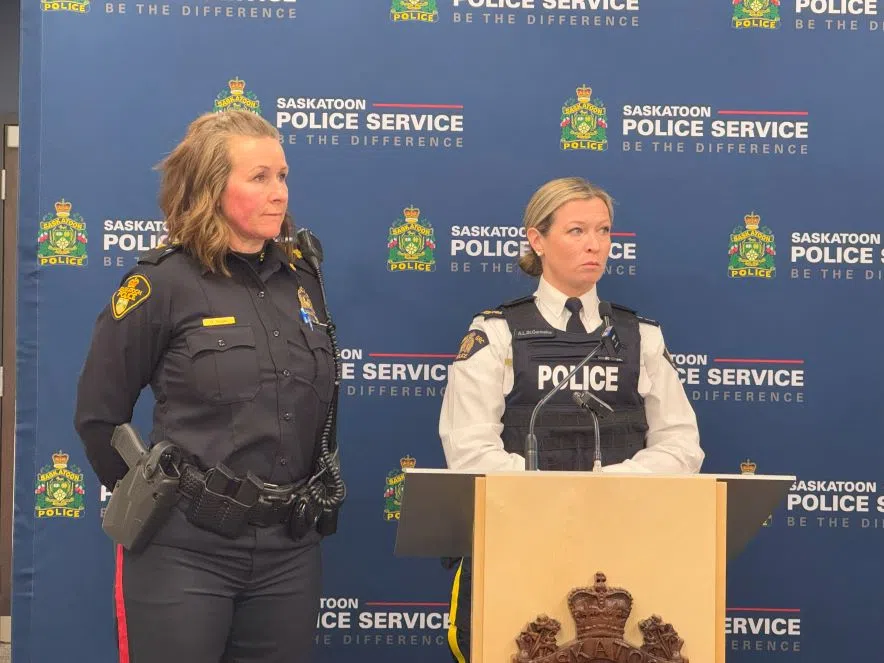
[524,308,620,471]
[598,302,622,356]
[572,391,613,473]
[296,227,324,272]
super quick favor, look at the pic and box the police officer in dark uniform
[74,110,342,663]
[438,177,704,662]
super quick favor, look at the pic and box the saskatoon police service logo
[41,0,90,13]
[561,85,608,152]
[37,199,88,267]
[387,206,437,272]
[214,78,261,115]
[35,451,85,519]
[732,0,780,29]
[384,455,416,521]
[391,0,438,22]
[728,212,776,279]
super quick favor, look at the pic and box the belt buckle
[258,485,296,508]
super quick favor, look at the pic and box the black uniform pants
[114,501,322,663]
[447,557,472,663]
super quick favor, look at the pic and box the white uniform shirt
[439,277,704,475]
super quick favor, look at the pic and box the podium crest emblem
[513,572,688,663]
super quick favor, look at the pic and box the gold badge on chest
[298,287,319,324]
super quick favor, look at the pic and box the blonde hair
[156,110,295,275]
[518,177,614,277]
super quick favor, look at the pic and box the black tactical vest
[496,296,649,471]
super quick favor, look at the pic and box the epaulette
[137,244,181,265]
[474,295,533,319]
[610,301,660,327]
[610,301,637,315]
[291,254,317,277]
[475,308,505,319]
[500,295,535,308]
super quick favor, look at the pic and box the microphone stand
[572,391,613,473]
[525,341,606,471]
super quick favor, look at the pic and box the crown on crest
[52,451,70,470]
[54,199,72,217]
[744,212,761,230]
[228,77,246,96]
[403,206,420,222]
[740,458,757,474]
[567,573,633,640]
[576,85,592,103]
[400,455,417,470]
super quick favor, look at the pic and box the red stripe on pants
[114,544,131,663]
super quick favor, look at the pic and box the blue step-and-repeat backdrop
[12,0,884,661]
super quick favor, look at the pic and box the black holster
[102,439,183,553]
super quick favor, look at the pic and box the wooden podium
[394,469,794,663]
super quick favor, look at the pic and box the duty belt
[179,463,307,535]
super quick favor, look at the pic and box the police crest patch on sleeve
[454,330,489,362]
[111,274,152,320]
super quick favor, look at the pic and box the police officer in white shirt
[438,177,703,663]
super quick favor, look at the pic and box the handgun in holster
[101,423,183,553]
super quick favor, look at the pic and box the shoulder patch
[112,274,152,320]
[500,295,535,308]
[454,330,490,362]
[476,309,504,319]
[137,244,181,265]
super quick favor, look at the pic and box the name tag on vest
[514,329,555,339]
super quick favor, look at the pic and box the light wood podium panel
[471,473,726,663]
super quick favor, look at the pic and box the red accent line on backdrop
[611,232,636,237]
[372,103,464,109]
[717,110,808,116]
[114,544,131,663]
[365,601,451,607]
[368,353,456,358]
[713,358,805,365]
[727,608,801,613]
